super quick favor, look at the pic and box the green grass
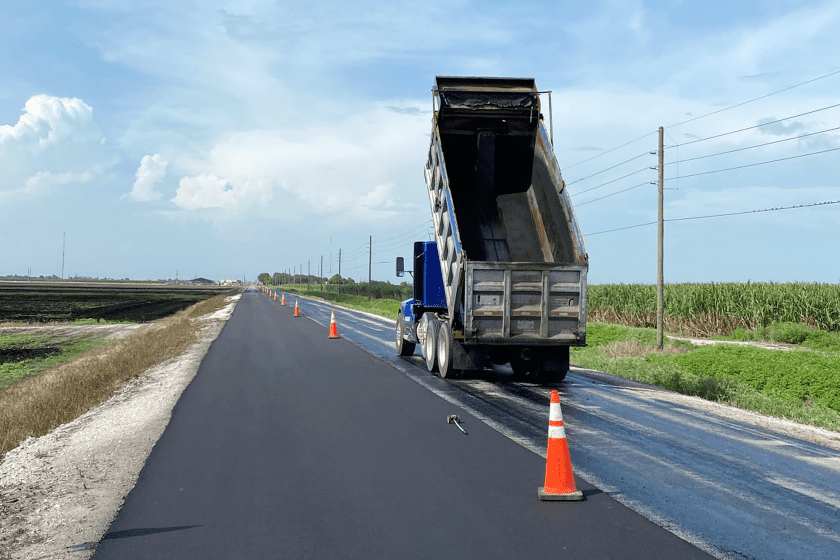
[71,318,135,325]
[572,323,840,431]
[275,285,401,320]
[0,333,112,389]
[715,322,840,352]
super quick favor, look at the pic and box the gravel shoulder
[0,294,242,560]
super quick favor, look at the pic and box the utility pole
[320,256,323,292]
[308,260,310,288]
[61,232,65,279]
[338,249,342,297]
[368,235,372,300]
[657,126,665,350]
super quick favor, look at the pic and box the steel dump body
[425,77,588,350]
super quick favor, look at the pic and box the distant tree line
[257,272,412,301]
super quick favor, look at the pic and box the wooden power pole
[657,126,665,350]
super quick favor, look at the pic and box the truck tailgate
[465,262,587,344]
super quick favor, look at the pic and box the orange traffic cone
[294,300,300,317]
[274,292,278,301]
[281,293,286,306]
[538,390,584,501]
[328,310,340,339]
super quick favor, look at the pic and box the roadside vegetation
[0,333,112,390]
[0,290,240,458]
[572,323,840,432]
[588,282,840,335]
[272,283,402,319]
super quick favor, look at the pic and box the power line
[669,102,840,148]
[563,130,658,170]
[666,68,840,129]
[667,199,840,223]
[666,125,840,164]
[576,181,652,207]
[584,199,840,236]
[665,146,840,181]
[563,68,840,175]
[570,166,651,197]
[565,150,651,186]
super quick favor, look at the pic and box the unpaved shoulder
[0,294,242,560]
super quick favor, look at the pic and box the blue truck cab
[396,241,446,352]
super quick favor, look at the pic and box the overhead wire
[667,125,840,164]
[665,68,840,129]
[668,102,840,148]
[665,146,840,181]
[565,150,651,186]
[569,166,651,197]
[576,181,652,207]
[584,200,840,236]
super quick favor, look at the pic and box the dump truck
[395,76,588,382]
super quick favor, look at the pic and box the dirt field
[0,281,231,324]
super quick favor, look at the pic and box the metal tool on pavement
[446,414,468,435]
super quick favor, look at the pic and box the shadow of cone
[538,390,584,501]
[328,310,339,339]
[294,300,300,317]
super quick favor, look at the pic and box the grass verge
[0,289,240,458]
[572,323,840,432]
[273,285,400,320]
[0,333,111,390]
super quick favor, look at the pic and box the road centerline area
[92,288,710,559]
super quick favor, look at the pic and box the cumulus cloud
[0,94,108,199]
[167,102,427,222]
[127,154,167,201]
[172,174,237,209]
[0,95,96,147]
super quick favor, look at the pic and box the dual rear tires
[419,314,461,378]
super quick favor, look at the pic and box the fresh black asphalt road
[92,288,711,559]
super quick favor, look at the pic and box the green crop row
[588,282,840,334]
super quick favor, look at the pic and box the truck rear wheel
[537,347,570,383]
[436,322,461,379]
[421,313,439,372]
[395,312,416,356]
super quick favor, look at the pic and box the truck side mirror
[396,257,404,277]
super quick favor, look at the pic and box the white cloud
[0,95,96,147]
[168,102,429,222]
[127,154,167,201]
[172,174,237,209]
[0,170,94,203]
[0,94,109,199]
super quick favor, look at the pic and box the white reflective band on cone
[548,425,566,440]
[549,402,563,423]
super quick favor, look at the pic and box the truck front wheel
[395,312,416,356]
[420,313,439,372]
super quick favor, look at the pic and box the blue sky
[1,0,838,284]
